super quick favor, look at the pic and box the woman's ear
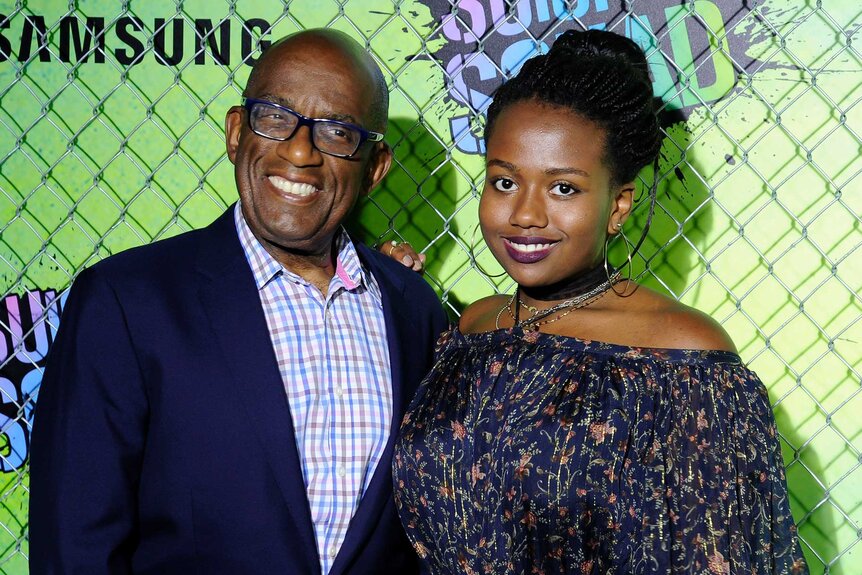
[607,183,635,234]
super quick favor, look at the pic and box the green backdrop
[0,1,859,573]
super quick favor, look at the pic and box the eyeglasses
[241,97,384,158]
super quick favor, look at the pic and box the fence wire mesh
[0,0,860,573]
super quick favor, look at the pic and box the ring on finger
[387,240,399,256]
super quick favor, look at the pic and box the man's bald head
[244,29,389,133]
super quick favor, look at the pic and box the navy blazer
[29,207,448,575]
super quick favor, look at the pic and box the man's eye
[256,108,284,120]
[492,178,517,192]
[318,124,358,145]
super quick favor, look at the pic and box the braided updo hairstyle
[485,29,662,187]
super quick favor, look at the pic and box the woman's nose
[509,189,548,229]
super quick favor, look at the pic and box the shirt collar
[235,203,282,290]
[233,203,379,300]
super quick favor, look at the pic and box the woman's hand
[381,240,426,273]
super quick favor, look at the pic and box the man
[29,29,447,574]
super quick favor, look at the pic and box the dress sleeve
[656,361,809,574]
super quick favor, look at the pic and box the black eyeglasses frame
[241,97,384,159]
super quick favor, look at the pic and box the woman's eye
[552,183,579,196]
[492,178,517,192]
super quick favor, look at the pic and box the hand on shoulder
[378,240,425,272]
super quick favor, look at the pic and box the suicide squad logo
[0,289,66,472]
[423,0,769,154]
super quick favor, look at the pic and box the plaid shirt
[235,205,392,574]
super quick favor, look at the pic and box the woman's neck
[519,264,609,304]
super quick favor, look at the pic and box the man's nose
[276,125,323,166]
[509,189,548,229]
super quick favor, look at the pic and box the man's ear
[607,182,635,234]
[362,141,393,197]
[225,106,243,164]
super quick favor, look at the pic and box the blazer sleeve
[29,266,148,575]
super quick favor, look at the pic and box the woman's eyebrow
[486,159,518,171]
[545,166,590,177]
[486,160,590,178]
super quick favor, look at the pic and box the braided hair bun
[485,29,662,185]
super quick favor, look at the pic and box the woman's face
[479,100,632,290]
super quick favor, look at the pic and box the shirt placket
[320,286,349,572]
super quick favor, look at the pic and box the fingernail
[401,255,414,266]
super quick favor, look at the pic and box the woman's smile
[502,237,560,263]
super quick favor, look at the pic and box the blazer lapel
[195,208,319,573]
[330,246,414,575]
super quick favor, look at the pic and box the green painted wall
[0,1,858,572]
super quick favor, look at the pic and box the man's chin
[261,229,336,258]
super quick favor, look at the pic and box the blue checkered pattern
[234,204,392,574]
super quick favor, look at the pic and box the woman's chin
[506,271,562,290]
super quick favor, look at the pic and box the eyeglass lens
[249,102,362,156]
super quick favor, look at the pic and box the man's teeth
[508,241,554,253]
[268,176,318,197]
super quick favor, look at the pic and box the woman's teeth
[268,176,317,197]
[508,242,553,253]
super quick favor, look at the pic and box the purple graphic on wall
[0,289,66,471]
[422,0,777,153]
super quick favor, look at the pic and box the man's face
[225,39,391,262]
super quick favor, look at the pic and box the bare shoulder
[459,294,509,334]
[624,286,738,353]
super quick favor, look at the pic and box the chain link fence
[0,1,859,573]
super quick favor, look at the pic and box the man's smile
[267,174,322,199]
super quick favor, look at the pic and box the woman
[390,29,808,574]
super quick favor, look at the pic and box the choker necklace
[495,269,620,330]
[519,264,609,302]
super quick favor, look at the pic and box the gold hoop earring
[604,229,633,296]
[469,223,506,278]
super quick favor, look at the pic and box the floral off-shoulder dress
[392,327,808,575]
